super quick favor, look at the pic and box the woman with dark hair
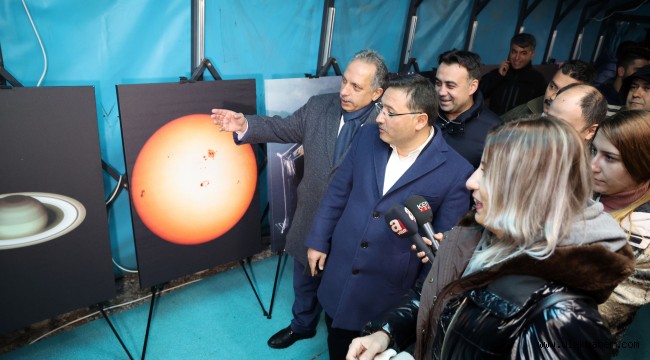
[346,115,634,360]
[592,109,650,347]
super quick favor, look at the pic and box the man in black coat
[434,50,501,168]
[479,33,547,115]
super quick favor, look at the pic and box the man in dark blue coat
[434,50,501,168]
[305,74,472,359]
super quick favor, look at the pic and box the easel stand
[141,283,165,360]
[181,58,222,83]
[94,303,135,360]
[267,250,287,319]
[399,57,420,75]
[317,57,342,77]
[239,257,270,317]
[0,45,23,88]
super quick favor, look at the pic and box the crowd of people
[210,33,650,359]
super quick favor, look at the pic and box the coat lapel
[373,134,391,195]
[326,97,343,169]
[383,131,447,196]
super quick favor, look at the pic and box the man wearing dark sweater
[435,50,501,168]
[479,33,547,115]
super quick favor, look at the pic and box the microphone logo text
[417,202,431,212]
[388,219,408,236]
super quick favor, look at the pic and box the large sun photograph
[130,114,257,245]
[117,80,262,288]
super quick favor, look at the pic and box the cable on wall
[21,0,48,86]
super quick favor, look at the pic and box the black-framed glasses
[374,102,422,117]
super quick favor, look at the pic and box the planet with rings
[0,192,86,250]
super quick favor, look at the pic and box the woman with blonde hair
[592,109,650,347]
[347,115,634,360]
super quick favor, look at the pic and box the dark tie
[333,102,375,164]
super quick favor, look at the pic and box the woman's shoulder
[443,224,483,249]
[635,201,650,213]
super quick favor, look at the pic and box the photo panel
[0,86,115,334]
[117,80,262,289]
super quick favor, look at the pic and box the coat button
[361,241,369,248]
[352,269,360,275]
[372,211,380,218]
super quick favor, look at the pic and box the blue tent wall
[2,0,648,273]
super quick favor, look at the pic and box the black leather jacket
[433,279,612,360]
[364,277,615,360]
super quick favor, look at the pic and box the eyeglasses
[374,102,422,118]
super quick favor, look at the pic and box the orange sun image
[130,114,257,245]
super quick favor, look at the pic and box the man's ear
[372,87,384,102]
[468,78,479,95]
[584,124,598,141]
[617,65,625,78]
[415,113,429,131]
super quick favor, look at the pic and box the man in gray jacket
[211,49,387,349]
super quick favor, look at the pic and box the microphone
[404,195,440,252]
[384,203,435,263]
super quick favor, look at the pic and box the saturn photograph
[0,192,86,250]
